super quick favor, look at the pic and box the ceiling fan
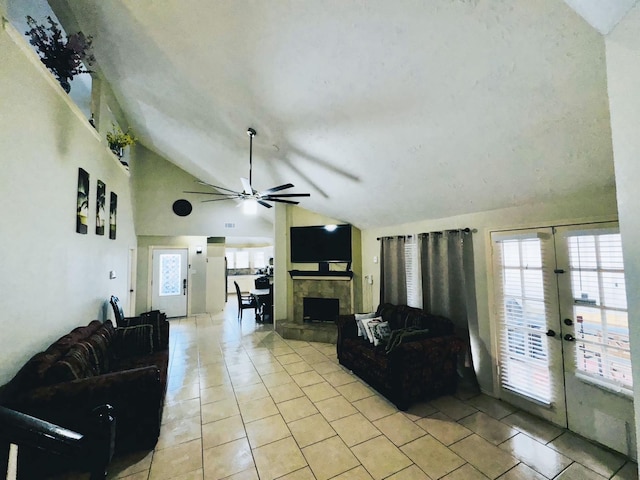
[185,128,310,209]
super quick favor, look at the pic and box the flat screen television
[290,224,352,264]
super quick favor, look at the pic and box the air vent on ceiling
[224,222,236,229]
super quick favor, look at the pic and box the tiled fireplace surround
[277,278,352,343]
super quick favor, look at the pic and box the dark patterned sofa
[0,315,169,477]
[337,303,464,410]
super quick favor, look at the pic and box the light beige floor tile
[156,414,202,450]
[233,382,270,404]
[549,432,627,478]
[261,371,294,388]
[442,463,490,479]
[199,370,231,389]
[430,395,478,420]
[497,463,548,480]
[230,370,262,388]
[253,436,308,480]
[373,412,427,446]
[450,434,519,478]
[612,462,639,480]
[292,370,325,387]
[499,432,571,479]
[555,463,607,479]
[268,382,305,403]
[353,395,398,422]
[288,412,336,448]
[162,397,201,424]
[351,435,413,480]
[221,468,258,480]
[336,381,375,402]
[202,437,254,480]
[283,361,315,375]
[108,450,153,479]
[149,438,203,480]
[331,412,382,447]
[270,346,296,356]
[384,464,431,480]
[460,411,519,445]
[331,465,374,479]
[277,466,316,480]
[299,353,330,365]
[501,411,564,443]
[200,384,235,405]
[245,413,291,448]
[152,469,202,480]
[465,394,517,420]
[201,398,240,424]
[312,361,344,375]
[278,396,319,423]
[302,381,340,402]
[278,353,304,365]
[402,435,465,479]
[322,370,358,387]
[202,414,246,449]
[402,401,439,421]
[415,411,473,446]
[254,362,285,375]
[166,382,201,404]
[315,395,359,422]
[302,435,360,480]
[239,396,279,423]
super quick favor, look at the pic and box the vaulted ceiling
[50,0,625,229]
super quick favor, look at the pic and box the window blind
[494,236,555,404]
[405,237,422,308]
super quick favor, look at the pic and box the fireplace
[303,297,339,323]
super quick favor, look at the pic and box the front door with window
[492,223,635,457]
[151,248,188,318]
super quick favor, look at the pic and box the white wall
[0,19,137,384]
[606,3,640,462]
[361,188,618,394]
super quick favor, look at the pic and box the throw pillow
[362,316,382,344]
[114,324,154,359]
[354,312,376,337]
[371,321,391,347]
[44,344,96,384]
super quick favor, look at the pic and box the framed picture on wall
[109,192,117,240]
[76,168,89,234]
[96,180,106,235]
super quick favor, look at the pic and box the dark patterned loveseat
[0,314,169,478]
[337,303,464,410]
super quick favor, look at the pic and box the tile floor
[64,303,639,480]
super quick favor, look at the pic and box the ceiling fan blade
[257,200,273,209]
[196,181,240,195]
[241,177,253,195]
[201,197,238,203]
[263,193,311,198]
[184,191,236,196]
[265,198,300,205]
[262,183,294,195]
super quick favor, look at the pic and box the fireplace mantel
[289,270,353,281]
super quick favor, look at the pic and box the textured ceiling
[56,0,615,229]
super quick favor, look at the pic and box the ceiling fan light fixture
[243,198,258,215]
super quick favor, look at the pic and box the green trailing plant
[25,15,95,93]
[106,124,137,157]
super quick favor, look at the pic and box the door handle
[183,278,187,295]
[564,334,575,342]
[546,329,556,337]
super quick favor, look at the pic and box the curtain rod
[377,227,471,241]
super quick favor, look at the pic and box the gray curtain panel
[420,230,479,387]
[380,236,408,305]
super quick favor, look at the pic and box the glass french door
[492,223,635,456]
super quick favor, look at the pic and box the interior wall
[361,188,618,394]
[136,236,208,316]
[0,18,136,384]
[605,3,640,462]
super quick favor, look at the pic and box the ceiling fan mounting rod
[247,127,256,189]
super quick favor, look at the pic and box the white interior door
[152,248,188,318]
[492,224,635,457]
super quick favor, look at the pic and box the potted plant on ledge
[106,124,137,165]
[25,16,94,93]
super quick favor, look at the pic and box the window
[254,251,266,269]
[405,236,422,308]
[568,233,631,389]
[235,251,250,269]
